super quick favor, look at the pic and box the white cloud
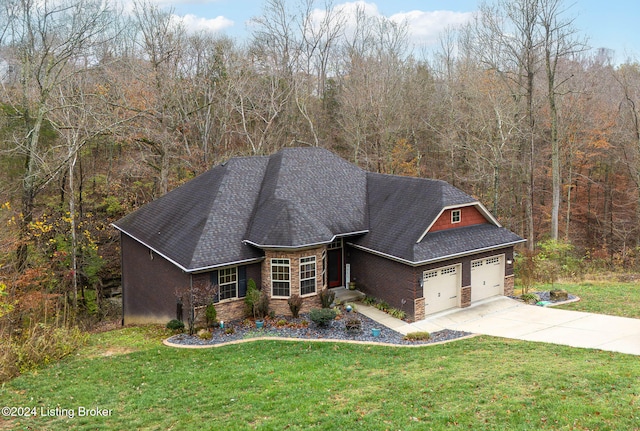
[391,10,473,48]
[176,13,234,34]
[326,2,473,50]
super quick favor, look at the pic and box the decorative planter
[348,282,356,290]
[255,320,264,329]
[371,328,381,337]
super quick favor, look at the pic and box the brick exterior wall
[347,246,418,319]
[192,263,262,324]
[260,247,325,317]
[348,244,517,321]
[121,234,190,325]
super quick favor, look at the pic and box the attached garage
[423,264,461,315]
[471,254,505,302]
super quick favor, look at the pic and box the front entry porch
[331,286,365,304]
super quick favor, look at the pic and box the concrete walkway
[339,287,640,355]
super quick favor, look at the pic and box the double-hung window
[271,259,290,297]
[300,256,317,296]
[219,267,238,300]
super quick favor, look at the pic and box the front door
[327,248,342,288]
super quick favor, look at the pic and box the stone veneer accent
[461,286,471,308]
[261,247,325,316]
[414,297,425,321]
[504,274,515,297]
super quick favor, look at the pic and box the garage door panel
[423,264,460,315]
[471,255,504,302]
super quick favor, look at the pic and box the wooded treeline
[1,0,640,324]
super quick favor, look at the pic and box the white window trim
[271,258,291,298]
[218,266,238,302]
[321,249,327,288]
[451,209,461,224]
[299,256,317,297]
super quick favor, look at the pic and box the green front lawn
[2,325,640,430]
[530,280,640,318]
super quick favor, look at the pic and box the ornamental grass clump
[319,288,335,308]
[520,293,540,304]
[403,331,430,341]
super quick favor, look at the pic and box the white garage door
[423,264,460,315]
[471,255,505,302]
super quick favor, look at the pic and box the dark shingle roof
[351,173,478,262]
[114,147,524,271]
[245,148,368,247]
[113,148,368,270]
[113,156,268,271]
[413,224,525,264]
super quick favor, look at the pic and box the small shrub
[166,319,185,332]
[309,308,337,327]
[244,280,261,318]
[403,331,431,341]
[344,317,362,333]
[256,291,271,319]
[288,294,303,318]
[205,303,217,327]
[275,319,288,327]
[224,326,236,335]
[319,288,335,308]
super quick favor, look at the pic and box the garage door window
[424,270,438,280]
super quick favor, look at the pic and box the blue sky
[155,0,639,62]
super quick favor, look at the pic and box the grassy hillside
[1,324,639,430]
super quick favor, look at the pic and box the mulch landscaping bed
[167,312,471,347]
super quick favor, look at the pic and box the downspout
[120,232,125,326]
[189,274,194,335]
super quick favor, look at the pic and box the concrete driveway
[404,297,640,356]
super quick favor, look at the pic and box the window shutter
[210,270,219,303]
[238,266,247,298]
